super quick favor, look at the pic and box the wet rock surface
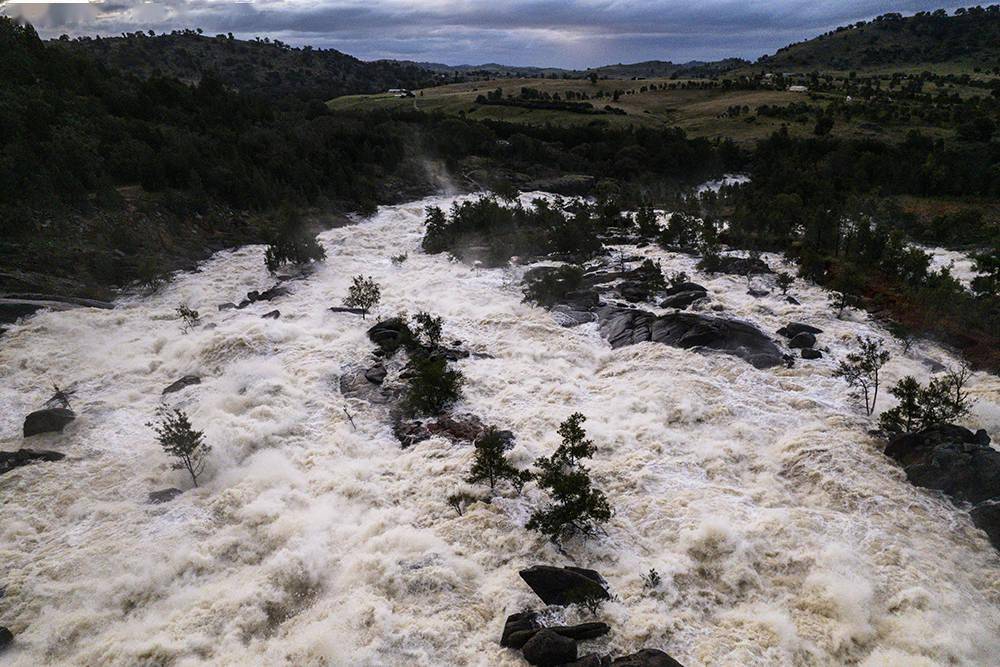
[1,448,65,475]
[519,565,609,606]
[162,375,201,395]
[885,424,1000,548]
[23,408,75,437]
[147,488,183,504]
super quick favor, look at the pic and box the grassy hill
[759,8,1000,73]
[52,29,436,103]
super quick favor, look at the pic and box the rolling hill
[759,8,1000,72]
[51,29,436,103]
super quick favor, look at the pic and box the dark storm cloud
[1,1,966,67]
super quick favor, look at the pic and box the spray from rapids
[1,194,998,666]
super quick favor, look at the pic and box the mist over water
[1,194,998,666]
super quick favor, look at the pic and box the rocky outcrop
[885,424,1000,548]
[1,448,65,475]
[519,566,610,606]
[236,285,290,309]
[501,612,541,648]
[788,332,816,349]
[148,488,183,504]
[162,375,201,395]
[367,318,414,356]
[522,630,577,666]
[394,414,488,448]
[0,295,114,325]
[23,408,75,437]
[328,306,367,315]
[597,307,784,369]
[505,622,611,649]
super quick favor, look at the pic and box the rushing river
[1,194,998,666]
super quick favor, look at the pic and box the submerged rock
[23,408,75,437]
[521,629,577,666]
[364,364,387,385]
[394,414,486,448]
[519,565,609,606]
[501,611,540,648]
[801,348,823,360]
[1,448,65,475]
[596,307,784,369]
[663,282,706,296]
[217,303,237,311]
[261,309,281,319]
[147,488,183,504]
[162,375,201,395]
[506,622,611,649]
[612,649,685,667]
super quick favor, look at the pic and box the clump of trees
[834,336,891,415]
[264,210,326,273]
[522,265,585,307]
[527,413,612,543]
[402,354,464,417]
[467,427,532,493]
[343,275,381,318]
[879,364,976,433]
[149,407,211,487]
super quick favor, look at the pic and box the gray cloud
[1,1,966,67]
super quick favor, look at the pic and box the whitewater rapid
[1,194,998,666]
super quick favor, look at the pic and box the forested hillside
[51,29,436,103]
[760,7,1000,71]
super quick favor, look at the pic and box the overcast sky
[2,1,965,67]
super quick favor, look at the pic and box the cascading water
[1,194,998,666]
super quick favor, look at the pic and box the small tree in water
[264,208,326,273]
[834,336,890,416]
[527,413,611,543]
[775,272,794,295]
[412,311,443,348]
[149,407,211,487]
[177,305,200,333]
[343,275,381,319]
[467,427,532,493]
[879,364,977,433]
[402,355,464,417]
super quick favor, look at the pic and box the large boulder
[597,307,784,369]
[659,290,707,310]
[162,375,201,395]
[521,629,577,666]
[663,282,706,296]
[1,448,65,475]
[565,656,610,667]
[788,332,816,349]
[367,318,413,356]
[885,424,979,467]
[519,565,609,606]
[0,626,12,652]
[23,408,75,437]
[501,611,540,648]
[776,322,823,338]
[801,349,823,360]
[505,622,610,650]
[970,503,1000,549]
[612,649,685,667]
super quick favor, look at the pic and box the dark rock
[0,296,113,324]
[885,424,978,467]
[713,255,772,276]
[217,303,237,311]
[395,414,486,447]
[519,565,609,606]
[970,503,1000,549]
[521,629,577,667]
[506,622,610,650]
[904,440,1000,504]
[618,282,649,303]
[552,306,598,327]
[148,488,183,504]
[612,649,685,667]
[0,626,12,652]
[23,408,75,437]
[257,285,290,301]
[785,296,800,305]
[261,310,281,319]
[801,349,823,360]
[328,306,367,315]
[659,290,707,310]
[501,611,540,648]
[663,282,706,296]
[974,429,991,446]
[237,300,251,309]
[1,449,65,475]
[364,364,387,384]
[564,655,610,667]
[162,375,201,395]
[340,369,391,404]
[776,322,823,338]
[596,307,784,369]
[788,332,816,349]
[746,288,770,298]
[367,318,413,355]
